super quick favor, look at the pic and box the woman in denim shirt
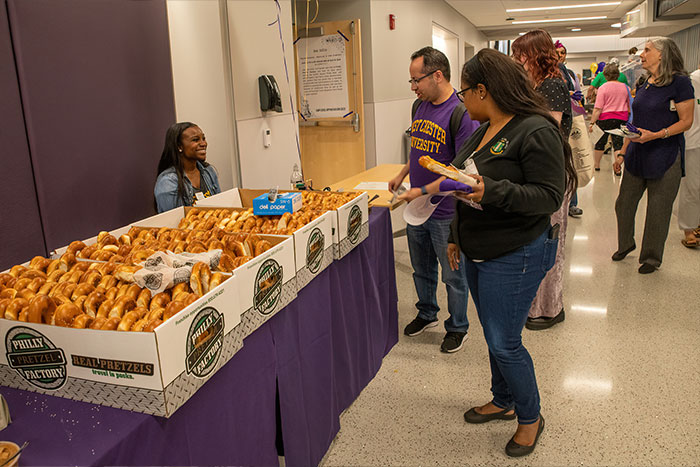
[154,122,221,213]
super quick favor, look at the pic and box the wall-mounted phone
[258,75,282,113]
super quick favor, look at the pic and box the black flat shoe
[612,244,636,261]
[638,263,656,274]
[464,406,516,424]
[525,309,565,331]
[505,415,545,458]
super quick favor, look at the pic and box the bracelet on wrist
[420,185,428,195]
[662,128,669,139]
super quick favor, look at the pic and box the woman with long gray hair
[612,37,695,273]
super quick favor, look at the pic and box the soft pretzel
[9,265,27,278]
[71,283,95,301]
[28,256,51,272]
[0,273,16,288]
[143,318,163,332]
[109,296,137,318]
[171,282,191,300]
[13,278,32,291]
[58,252,77,271]
[81,271,102,288]
[101,316,121,330]
[27,295,50,324]
[27,277,46,293]
[66,240,87,256]
[117,309,143,331]
[136,288,152,309]
[146,307,164,321]
[0,288,17,300]
[0,298,10,318]
[73,295,88,312]
[149,292,170,311]
[190,262,211,297]
[84,291,108,317]
[17,288,36,301]
[209,272,227,290]
[78,244,98,259]
[233,256,253,267]
[90,316,108,330]
[114,265,140,283]
[98,274,117,290]
[163,300,186,320]
[254,239,273,256]
[218,253,235,273]
[104,286,119,300]
[124,283,143,302]
[96,297,115,318]
[71,313,95,329]
[131,318,149,332]
[54,303,82,327]
[38,281,58,296]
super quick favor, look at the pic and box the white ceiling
[445,0,645,39]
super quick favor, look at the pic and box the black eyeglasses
[408,69,437,86]
[456,86,474,102]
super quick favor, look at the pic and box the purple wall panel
[0,0,47,270]
[7,0,175,251]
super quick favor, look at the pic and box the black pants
[594,118,625,151]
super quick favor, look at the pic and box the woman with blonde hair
[612,37,695,273]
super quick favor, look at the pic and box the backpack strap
[411,98,421,119]
[449,104,467,151]
[409,97,466,152]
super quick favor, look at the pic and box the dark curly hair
[511,29,561,87]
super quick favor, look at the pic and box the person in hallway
[511,29,573,330]
[443,48,571,457]
[555,40,585,217]
[589,63,630,175]
[591,58,629,88]
[154,122,221,213]
[389,46,479,353]
[612,37,695,274]
[677,64,700,248]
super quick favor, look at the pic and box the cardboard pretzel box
[0,258,242,418]
[198,189,334,291]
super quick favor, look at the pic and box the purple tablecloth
[0,207,398,466]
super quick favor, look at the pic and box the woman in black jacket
[440,48,575,457]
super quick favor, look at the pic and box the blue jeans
[464,228,557,424]
[406,217,469,333]
[569,190,578,208]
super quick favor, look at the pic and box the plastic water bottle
[290,163,303,190]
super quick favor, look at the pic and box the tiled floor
[322,156,700,466]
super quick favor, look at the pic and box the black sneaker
[440,332,467,353]
[568,206,583,218]
[403,317,438,336]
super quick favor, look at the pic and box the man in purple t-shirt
[388,46,479,353]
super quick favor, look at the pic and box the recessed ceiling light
[512,16,607,25]
[611,22,621,27]
[571,28,582,31]
[506,2,621,13]
[519,32,526,35]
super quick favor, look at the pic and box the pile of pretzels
[0,253,230,332]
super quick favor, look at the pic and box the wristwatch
[420,186,428,195]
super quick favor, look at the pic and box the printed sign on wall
[297,34,350,119]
